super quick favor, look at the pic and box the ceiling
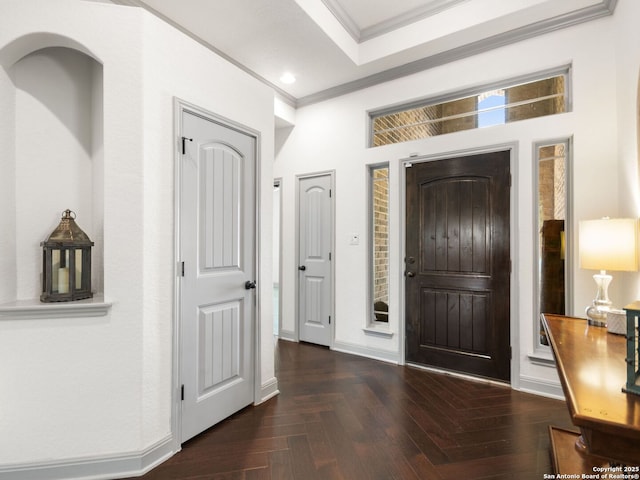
[112,0,617,107]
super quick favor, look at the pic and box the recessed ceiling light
[280,72,296,84]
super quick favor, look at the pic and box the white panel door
[180,108,256,443]
[298,174,333,346]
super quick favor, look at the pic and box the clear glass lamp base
[585,271,612,327]
[585,304,610,327]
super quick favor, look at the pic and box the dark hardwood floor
[127,340,574,479]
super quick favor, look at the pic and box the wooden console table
[542,314,640,472]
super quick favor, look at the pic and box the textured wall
[0,0,275,474]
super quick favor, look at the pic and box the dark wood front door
[405,151,511,382]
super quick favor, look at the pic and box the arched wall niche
[0,32,100,67]
[0,33,104,305]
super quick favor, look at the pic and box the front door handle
[405,271,415,278]
[244,280,256,290]
[298,265,306,271]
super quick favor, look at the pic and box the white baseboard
[517,374,565,400]
[277,330,296,342]
[0,434,177,480]
[260,376,279,403]
[332,340,400,364]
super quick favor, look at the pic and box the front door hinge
[329,315,331,325]
[329,252,332,261]
[510,346,512,360]
[181,384,185,401]
[179,261,185,277]
[181,136,193,155]
[329,189,332,198]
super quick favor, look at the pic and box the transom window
[369,67,570,147]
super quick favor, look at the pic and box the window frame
[531,137,573,361]
[368,64,572,147]
[367,163,391,331]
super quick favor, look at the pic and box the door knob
[405,271,415,278]
[244,280,256,290]
[298,265,306,271]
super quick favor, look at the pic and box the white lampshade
[579,218,639,272]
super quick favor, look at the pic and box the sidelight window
[369,66,570,147]
[535,138,572,352]
[369,165,389,324]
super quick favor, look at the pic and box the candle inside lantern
[58,267,69,293]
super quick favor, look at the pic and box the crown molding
[109,0,298,107]
[360,0,472,42]
[319,0,360,42]
[321,0,471,43]
[297,0,617,107]
[106,0,617,109]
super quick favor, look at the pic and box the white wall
[139,12,276,444]
[613,0,640,302]
[0,1,148,466]
[274,11,625,393]
[0,0,275,476]
[0,67,16,305]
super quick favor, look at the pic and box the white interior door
[179,107,256,443]
[298,173,333,346]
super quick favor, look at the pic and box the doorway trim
[172,97,262,450]
[274,178,283,338]
[398,143,519,387]
[295,170,336,346]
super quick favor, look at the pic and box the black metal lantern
[41,209,94,302]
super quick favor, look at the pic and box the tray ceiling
[112,0,617,106]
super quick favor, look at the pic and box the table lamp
[579,217,638,326]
